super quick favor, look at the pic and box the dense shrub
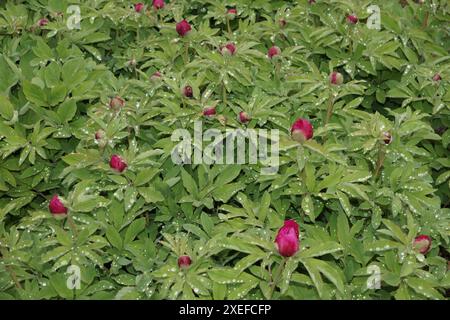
[0,0,449,300]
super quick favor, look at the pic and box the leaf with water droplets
[280,258,299,294]
[365,240,401,252]
[336,191,352,217]
[105,226,122,250]
[405,278,444,300]
[124,187,138,212]
[227,278,259,300]
[297,241,343,259]
[211,182,245,203]
[124,217,146,244]
[302,194,315,222]
[42,246,70,264]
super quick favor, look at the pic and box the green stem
[5,265,22,290]
[374,144,386,180]
[269,257,287,299]
[226,17,232,36]
[274,61,281,81]
[222,81,227,106]
[422,11,429,28]
[67,214,78,236]
[184,41,189,64]
[325,93,335,125]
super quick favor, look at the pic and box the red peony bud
[176,19,192,37]
[95,130,105,141]
[182,85,193,98]
[382,132,392,145]
[49,195,68,215]
[203,107,216,117]
[291,118,313,143]
[110,155,127,173]
[279,18,287,28]
[152,0,165,10]
[329,71,344,85]
[221,43,236,56]
[347,14,358,24]
[432,73,441,82]
[275,220,300,257]
[308,0,316,4]
[38,18,49,27]
[109,96,125,111]
[268,46,281,59]
[178,255,192,269]
[128,58,137,67]
[227,8,237,19]
[413,235,432,254]
[238,111,251,124]
[134,3,145,13]
[95,130,107,148]
[150,71,162,81]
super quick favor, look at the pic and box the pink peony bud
[291,118,313,143]
[275,220,300,257]
[238,111,251,124]
[268,46,281,59]
[182,85,193,98]
[49,195,68,215]
[38,18,49,27]
[152,0,165,10]
[95,130,107,148]
[227,8,237,19]
[128,58,137,67]
[95,130,105,141]
[221,43,236,56]
[329,71,344,85]
[413,235,432,254]
[150,71,162,81]
[110,155,127,173]
[134,3,145,13]
[347,14,358,24]
[176,19,192,37]
[134,2,144,13]
[178,255,192,269]
[109,96,125,111]
[203,107,216,117]
[432,73,441,82]
[382,132,392,145]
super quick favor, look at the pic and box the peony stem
[325,93,335,125]
[268,257,287,299]
[67,214,79,236]
[422,11,429,28]
[222,81,227,106]
[184,41,189,64]
[5,265,22,290]
[226,17,232,35]
[274,61,281,81]
[374,144,386,179]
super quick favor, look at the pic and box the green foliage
[0,0,449,300]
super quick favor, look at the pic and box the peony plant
[0,0,448,301]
